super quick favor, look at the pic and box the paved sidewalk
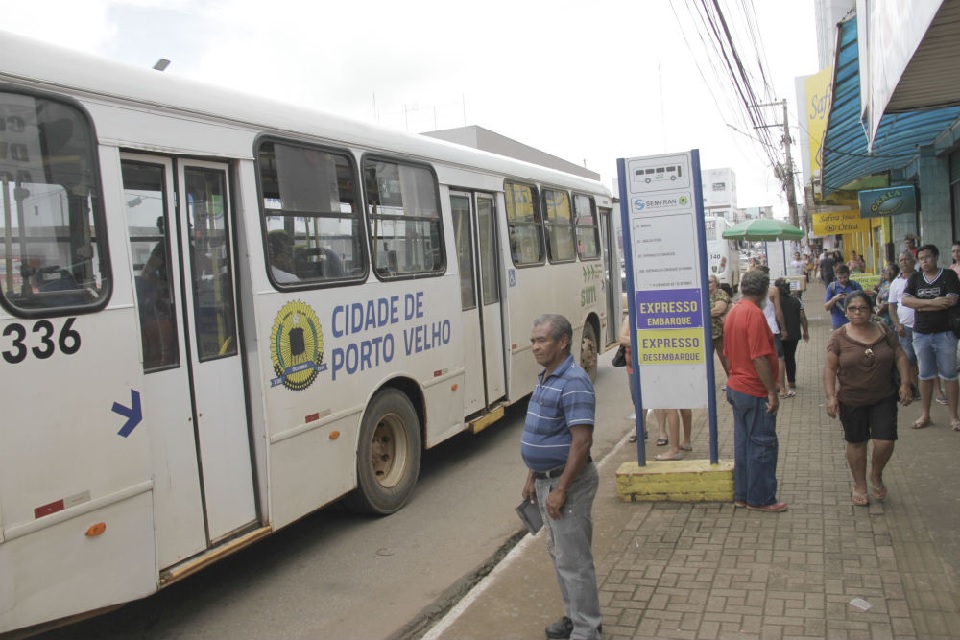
[423,281,960,639]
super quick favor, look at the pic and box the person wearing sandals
[900,244,960,431]
[776,278,808,394]
[823,290,912,506]
[651,409,693,461]
[645,409,670,449]
[723,269,787,512]
[757,266,790,399]
[708,275,731,386]
[889,251,921,399]
[617,316,642,443]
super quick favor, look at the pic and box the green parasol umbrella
[721,218,804,268]
[721,218,804,241]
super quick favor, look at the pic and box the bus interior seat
[36,266,86,305]
[294,247,344,279]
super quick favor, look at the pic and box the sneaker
[626,412,636,420]
[544,616,573,639]
[747,502,788,513]
[936,394,948,405]
[544,616,601,639]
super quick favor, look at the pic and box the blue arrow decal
[112,390,143,438]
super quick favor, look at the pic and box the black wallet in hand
[515,498,544,535]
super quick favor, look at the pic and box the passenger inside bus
[137,216,178,369]
[268,230,300,283]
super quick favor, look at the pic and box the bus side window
[256,140,366,287]
[0,90,111,316]
[363,158,444,279]
[504,181,544,266]
[542,188,575,263]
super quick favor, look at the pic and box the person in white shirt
[888,250,920,398]
[788,251,806,277]
[268,230,301,284]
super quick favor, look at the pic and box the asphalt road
[33,353,632,640]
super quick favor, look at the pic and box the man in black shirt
[902,244,960,430]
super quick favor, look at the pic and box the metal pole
[782,100,800,228]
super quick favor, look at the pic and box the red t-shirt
[723,299,778,398]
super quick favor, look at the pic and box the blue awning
[821,16,960,196]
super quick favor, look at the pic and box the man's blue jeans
[726,388,780,506]
[535,462,601,640]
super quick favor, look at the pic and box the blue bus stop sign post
[616,151,719,465]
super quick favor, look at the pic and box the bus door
[451,191,506,416]
[599,206,620,344]
[176,160,257,543]
[123,156,256,565]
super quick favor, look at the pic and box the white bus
[704,216,740,291]
[0,33,620,634]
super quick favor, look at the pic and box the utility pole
[780,99,800,229]
[754,100,800,228]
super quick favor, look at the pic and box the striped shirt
[520,355,596,471]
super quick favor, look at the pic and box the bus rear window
[0,91,110,315]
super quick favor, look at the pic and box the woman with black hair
[823,290,912,506]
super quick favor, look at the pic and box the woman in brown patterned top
[823,290,911,506]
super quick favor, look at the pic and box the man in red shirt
[723,269,788,512]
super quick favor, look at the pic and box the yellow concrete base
[615,459,734,502]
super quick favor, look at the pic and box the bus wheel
[346,389,422,515]
[580,322,598,381]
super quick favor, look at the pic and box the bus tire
[346,389,422,515]
[580,322,598,382]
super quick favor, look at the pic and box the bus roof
[0,31,610,198]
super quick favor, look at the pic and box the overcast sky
[3,0,818,216]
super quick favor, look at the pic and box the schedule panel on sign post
[616,151,719,465]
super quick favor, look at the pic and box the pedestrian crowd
[519,235,960,640]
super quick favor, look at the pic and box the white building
[738,205,775,221]
[700,168,737,221]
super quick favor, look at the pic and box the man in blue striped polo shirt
[520,314,601,640]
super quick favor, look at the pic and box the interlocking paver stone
[423,280,960,640]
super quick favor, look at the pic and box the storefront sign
[857,185,917,218]
[812,209,871,236]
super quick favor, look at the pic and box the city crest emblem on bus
[270,300,327,391]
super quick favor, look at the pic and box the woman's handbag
[612,345,627,367]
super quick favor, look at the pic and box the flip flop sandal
[654,452,683,461]
[656,438,669,447]
[679,444,692,451]
[852,490,869,507]
[912,418,931,429]
[871,483,888,501]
